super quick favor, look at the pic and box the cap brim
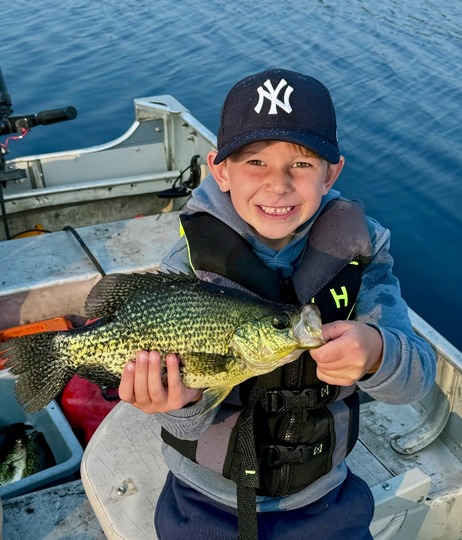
[214,129,340,165]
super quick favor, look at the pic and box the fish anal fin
[78,364,121,388]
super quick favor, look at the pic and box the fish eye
[272,312,291,330]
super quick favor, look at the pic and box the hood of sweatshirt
[184,174,341,277]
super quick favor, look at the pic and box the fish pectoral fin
[185,352,235,374]
[199,386,234,416]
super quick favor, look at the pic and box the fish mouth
[293,304,324,348]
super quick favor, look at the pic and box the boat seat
[81,401,431,540]
[81,402,165,540]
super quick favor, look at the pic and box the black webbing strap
[236,386,266,540]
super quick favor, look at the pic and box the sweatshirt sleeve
[356,218,436,403]
[153,234,221,439]
[159,236,194,276]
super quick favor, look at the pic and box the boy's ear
[207,151,230,192]
[323,156,345,194]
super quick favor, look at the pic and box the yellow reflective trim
[179,218,196,272]
[349,260,359,265]
[346,303,356,320]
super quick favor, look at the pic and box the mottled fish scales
[1,272,324,414]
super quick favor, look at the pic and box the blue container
[0,375,83,499]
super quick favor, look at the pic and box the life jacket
[161,199,372,499]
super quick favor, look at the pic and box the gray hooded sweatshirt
[154,174,436,512]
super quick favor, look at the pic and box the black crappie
[0,423,29,487]
[0,423,56,486]
[2,272,324,414]
[0,438,27,487]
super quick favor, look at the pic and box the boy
[119,68,436,539]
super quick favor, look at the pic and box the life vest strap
[236,386,265,540]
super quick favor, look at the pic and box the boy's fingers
[118,360,136,402]
[132,350,150,401]
[165,353,182,389]
[320,321,348,343]
[147,350,165,398]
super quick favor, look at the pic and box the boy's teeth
[260,206,293,215]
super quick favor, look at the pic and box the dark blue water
[2,0,461,350]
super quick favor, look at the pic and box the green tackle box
[0,375,83,499]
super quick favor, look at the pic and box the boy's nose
[266,172,293,194]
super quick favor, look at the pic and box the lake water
[2,0,461,350]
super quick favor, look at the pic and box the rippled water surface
[2,0,461,349]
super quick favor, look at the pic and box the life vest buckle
[265,386,331,413]
[260,441,329,467]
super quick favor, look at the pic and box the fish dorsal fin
[84,271,194,319]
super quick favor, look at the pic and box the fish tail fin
[1,332,76,413]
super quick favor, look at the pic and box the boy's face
[208,141,344,250]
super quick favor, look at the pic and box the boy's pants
[155,469,374,540]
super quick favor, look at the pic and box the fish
[0,423,56,486]
[0,438,27,486]
[1,272,324,415]
[24,430,56,476]
[0,423,29,487]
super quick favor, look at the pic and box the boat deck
[2,480,105,540]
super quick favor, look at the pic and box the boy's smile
[208,141,344,250]
[260,205,293,215]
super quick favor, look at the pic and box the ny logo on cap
[254,78,294,115]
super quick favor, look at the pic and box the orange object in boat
[13,224,47,239]
[0,317,72,341]
[0,317,72,368]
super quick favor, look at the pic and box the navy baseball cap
[214,68,340,164]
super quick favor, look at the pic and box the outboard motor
[0,66,77,238]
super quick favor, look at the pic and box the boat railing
[1,170,181,214]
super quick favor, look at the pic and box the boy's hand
[310,321,383,386]
[118,350,203,413]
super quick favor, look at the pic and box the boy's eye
[247,159,264,166]
[292,161,311,168]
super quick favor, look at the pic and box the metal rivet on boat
[116,483,128,496]
[382,482,392,491]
